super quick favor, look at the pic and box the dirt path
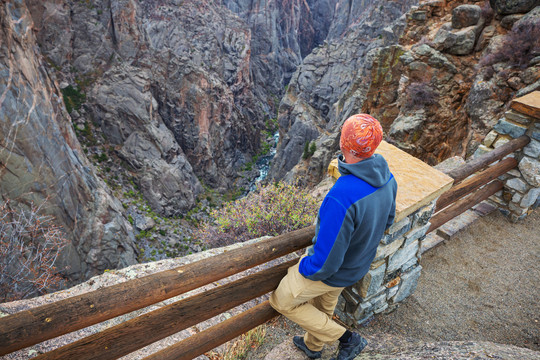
[364,209,540,351]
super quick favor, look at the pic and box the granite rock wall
[269,0,418,185]
[0,0,137,282]
[270,0,540,186]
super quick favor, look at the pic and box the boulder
[411,10,428,22]
[475,25,497,51]
[134,215,156,232]
[389,111,427,139]
[413,44,457,73]
[452,5,482,29]
[434,25,478,55]
[489,0,538,15]
[501,14,525,29]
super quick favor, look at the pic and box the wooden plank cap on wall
[511,91,540,120]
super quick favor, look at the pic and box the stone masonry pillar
[328,141,453,326]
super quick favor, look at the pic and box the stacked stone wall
[327,141,453,326]
[335,201,436,326]
[474,102,540,222]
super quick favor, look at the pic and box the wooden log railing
[34,259,297,360]
[434,157,517,211]
[144,301,278,360]
[0,227,315,358]
[444,135,529,184]
[0,136,530,359]
[427,135,530,234]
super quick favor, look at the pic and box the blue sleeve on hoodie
[299,196,352,281]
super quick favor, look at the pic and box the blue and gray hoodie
[299,154,397,287]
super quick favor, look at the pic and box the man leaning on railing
[269,114,398,360]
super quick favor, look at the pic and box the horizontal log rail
[34,259,297,360]
[144,301,278,360]
[0,136,531,359]
[446,135,529,184]
[0,226,314,356]
[428,135,530,235]
[435,157,517,212]
[427,180,504,234]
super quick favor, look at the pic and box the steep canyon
[1,0,398,283]
[1,0,538,285]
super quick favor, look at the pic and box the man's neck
[343,152,365,164]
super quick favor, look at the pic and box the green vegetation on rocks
[61,85,86,114]
[302,141,317,159]
[196,182,318,248]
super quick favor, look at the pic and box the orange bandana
[340,114,383,158]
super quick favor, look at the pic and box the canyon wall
[4,0,534,284]
[2,0,403,282]
[0,0,137,282]
[20,0,353,217]
[269,0,418,184]
[270,0,540,185]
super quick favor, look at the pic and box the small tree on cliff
[302,141,317,159]
[0,201,68,302]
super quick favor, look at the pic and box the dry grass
[205,325,267,360]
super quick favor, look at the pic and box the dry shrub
[0,201,68,301]
[196,182,318,248]
[403,81,439,111]
[480,17,540,69]
[205,325,267,360]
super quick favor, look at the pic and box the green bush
[93,153,108,163]
[302,141,310,159]
[260,142,271,156]
[61,85,86,114]
[302,141,317,159]
[196,182,318,248]
[309,142,316,155]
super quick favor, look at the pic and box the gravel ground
[365,209,540,351]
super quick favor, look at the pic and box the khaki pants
[269,260,346,351]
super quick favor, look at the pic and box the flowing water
[249,131,279,192]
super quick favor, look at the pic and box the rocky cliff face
[24,0,345,217]
[270,0,540,185]
[0,1,137,282]
[269,0,418,184]
[2,0,386,283]
[223,0,339,93]
[26,0,262,215]
[4,0,536,285]
[368,0,540,164]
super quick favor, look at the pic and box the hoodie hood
[338,154,391,188]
